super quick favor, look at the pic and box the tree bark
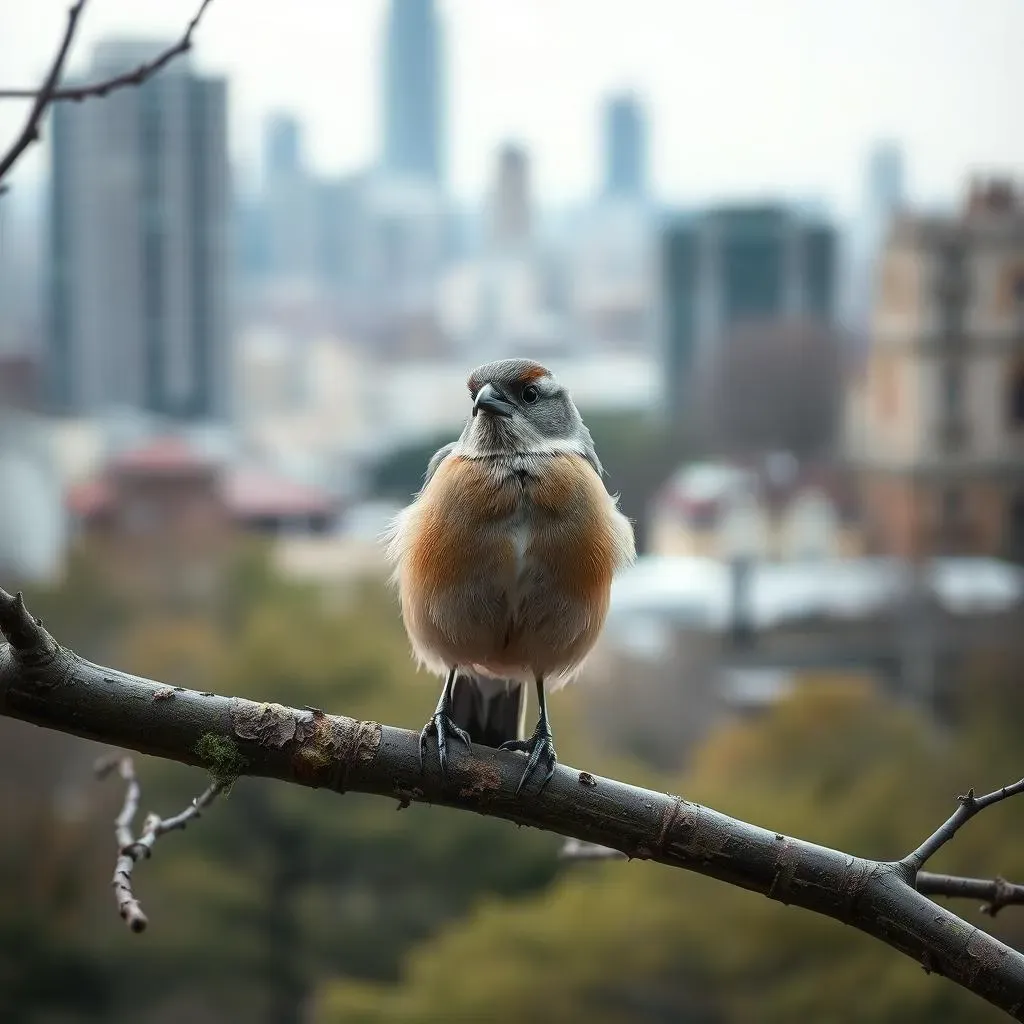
[3,591,1024,1020]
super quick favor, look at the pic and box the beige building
[648,458,862,562]
[847,177,1024,559]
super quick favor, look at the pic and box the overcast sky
[1,0,1022,212]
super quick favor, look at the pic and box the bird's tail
[449,674,526,748]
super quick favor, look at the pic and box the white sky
[1,0,1022,212]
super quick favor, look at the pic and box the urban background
[1,1,1024,1021]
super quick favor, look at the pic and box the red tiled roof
[109,437,214,475]
[224,469,335,519]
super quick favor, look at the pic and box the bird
[385,358,636,794]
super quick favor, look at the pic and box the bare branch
[900,779,1024,875]
[918,872,1024,918]
[3,585,1024,1019]
[0,0,87,189]
[95,751,224,932]
[562,837,1024,918]
[0,0,215,189]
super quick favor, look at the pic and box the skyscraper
[264,113,301,190]
[602,93,647,198]
[865,141,905,224]
[660,203,837,423]
[381,0,444,185]
[490,142,532,251]
[47,41,230,421]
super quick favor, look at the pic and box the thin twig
[96,753,224,932]
[0,0,213,104]
[0,1,87,188]
[900,779,1024,875]
[918,871,1024,918]
[0,0,215,190]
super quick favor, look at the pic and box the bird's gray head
[457,358,602,472]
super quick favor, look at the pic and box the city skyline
[1,0,1022,212]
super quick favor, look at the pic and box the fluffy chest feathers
[395,453,626,595]
[389,451,636,681]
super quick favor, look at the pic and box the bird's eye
[521,384,539,404]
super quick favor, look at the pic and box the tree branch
[0,0,215,189]
[3,585,1024,1020]
[919,873,1024,919]
[95,752,224,932]
[0,0,87,188]
[900,779,1024,875]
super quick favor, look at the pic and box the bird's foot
[419,711,471,782]
[500,726,557,795]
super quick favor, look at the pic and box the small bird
[386,358,636,793]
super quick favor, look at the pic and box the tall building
[659,203,837,422]
[47,41,230,421]
[261,113,317,283]
[603,93,647,198]
[382,0,444,185]
[865,141,905,225]
[848,177,1024,560]
[490,142,532,251]
[263,113,301,190]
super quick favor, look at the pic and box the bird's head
[458,358,601,471]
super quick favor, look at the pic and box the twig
[4,586,1024,1018]
[95,752,224,932]
[918,872,1024,918]
[900,779,1024,875]
[0,0,213,104]
[0,0,215,189]
[0,1,87,188]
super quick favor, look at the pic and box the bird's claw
[419,711,471,781]
[500,728,557,794]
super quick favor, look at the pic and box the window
[942,361,962,416]
[1009,495,1024,563]
[941,489,963,526]
[874,354,900,421]
[1009,360,1024,428]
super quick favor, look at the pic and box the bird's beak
[472,382,515,418]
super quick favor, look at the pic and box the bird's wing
[422,440,458,490]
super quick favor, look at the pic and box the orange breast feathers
[393,452,634,606]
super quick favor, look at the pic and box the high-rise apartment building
[602,93,647,198]
[381,0,444,185]
[47,41,230,421]
[490,142,532,251]
[659,203,837,423]
[848,177,1024,560]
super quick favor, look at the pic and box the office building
[490,142,532,251]
[381,0,444,185]
[47,40,230,421]
[602,93,646,198]
[659,203,837,421]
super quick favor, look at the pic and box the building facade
[381,0,444,186]
[602,93,647,199]
[659,203,836,425]
[47,41,230,422]
[848,178,1024,560]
